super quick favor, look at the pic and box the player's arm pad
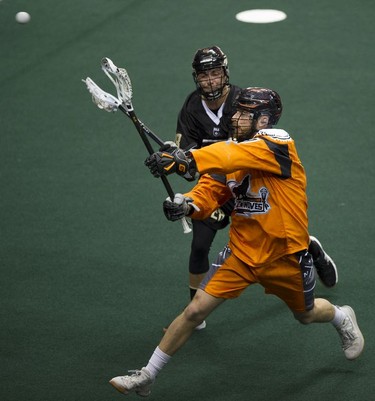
[163,194,200,222]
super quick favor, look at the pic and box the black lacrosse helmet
[234,87,282,126]
[192,46,230,100]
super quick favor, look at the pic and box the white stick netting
[82,77,121,112]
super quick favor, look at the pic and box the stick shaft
[119,105,164,147]
[119,104,164,148]
[119,105,191,233]
[119,107,174,198]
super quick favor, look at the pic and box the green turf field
[1,1,374,400]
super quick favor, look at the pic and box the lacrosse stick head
[101,57,133,107]
[82,77,121,112]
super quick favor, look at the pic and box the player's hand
[159,141,178,153]
[145,147,197,180]
[163,194,200,221]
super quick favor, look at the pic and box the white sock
[331,305,347,327]
[145,347,171,379]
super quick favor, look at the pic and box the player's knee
[189,250,210,275]
[189,266,209,275]
[184,300,206,324]
[191,241,210,260]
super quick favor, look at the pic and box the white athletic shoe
[195,320,207,330]
[109,367,154,397]
[336,305,364,360]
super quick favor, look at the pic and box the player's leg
[309,235,338,287]
[109,289,226,395]
[160,247,240,357]
[189,219,218,299]
[109,249,251,396]
[264,251,364,360]
[185,219,218,330]
[294,300,364,360]
[160,290,225,354]
[162,219,217,332]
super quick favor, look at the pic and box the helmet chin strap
[202,89,222,101]
[201,83,229,102]
[197,73,229,101]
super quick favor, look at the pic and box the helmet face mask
[230,87,283,141]
[230,110,255,142]
[192,46,230,101]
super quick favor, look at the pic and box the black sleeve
[176,106,202,149]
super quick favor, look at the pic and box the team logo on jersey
[229,175,270,217]
[210,208,226,222]
[212,127,221,137]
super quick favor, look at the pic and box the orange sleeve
[184,174,232,220]
[191,139,289,176]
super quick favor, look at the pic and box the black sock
[190,287,197,300]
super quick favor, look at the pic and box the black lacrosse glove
[163,194,199,221]
[145,146,198,181]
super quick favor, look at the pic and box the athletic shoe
[195,320,207,330]
[163,320,206,333]
[109,367,154,397]
[335,305,364,360]
[309,236,338,287]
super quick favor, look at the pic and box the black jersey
[175,85,240,229]
[176,85,241,150]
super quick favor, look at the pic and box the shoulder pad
[256,129,291,142]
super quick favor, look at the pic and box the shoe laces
[128,369,152,384]
[124,370,146,386]
[337,317,357,350]
[128,370,141,375]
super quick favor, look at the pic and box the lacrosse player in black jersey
[172,46,338,330]
[173,46,240,331]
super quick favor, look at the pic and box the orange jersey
[185,129,310,266]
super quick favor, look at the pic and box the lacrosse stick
[81,78,164,147]
[82,60,191,234]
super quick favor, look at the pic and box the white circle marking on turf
[235,9,287,24]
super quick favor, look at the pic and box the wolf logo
[230,175,271,217]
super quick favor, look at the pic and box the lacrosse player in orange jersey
[109,87,363,396]
[171,47,337,332]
